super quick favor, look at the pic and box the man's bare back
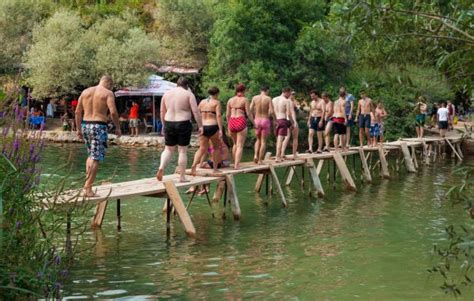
[79,86,116,122]
[162,87,197,122]
[273,95,291,119]
[252,94,273,118]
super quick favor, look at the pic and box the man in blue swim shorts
[355,91,373,147]
[75,75,121,197]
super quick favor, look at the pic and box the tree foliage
[24,10,160,98]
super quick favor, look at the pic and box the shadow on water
[39,144,473,300]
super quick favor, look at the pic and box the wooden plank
[445,138,463,161]
[400,142,416,172]
[306,159,325,197]
[163,181,196,237]
[285,166,295,186]
[358,148,372,183]
[410,145,419,169]
[269,165,288,207]
[316,160,324,176]
[455,142,464,159]
[255,152,271,192]
[378,145,390,179]
[332,152,357,191]
[212,180,226,204]
[91,201,108,228]
[225,175,241,220]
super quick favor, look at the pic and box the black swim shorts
[164,120,192,146]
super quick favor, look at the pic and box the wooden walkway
[51,135,466,238]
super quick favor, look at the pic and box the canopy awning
[114,75,176,97]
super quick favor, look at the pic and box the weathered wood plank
[358,148,372,183]
[306,159,325,197]
[163,181,196,237]
[285,166,295,186]
[269,165,288,207]
[91,201,108,228]
[255,152,271,192]
[400,142,416,173]
[378,145,390,179]
[445,138,463,161]
[225,175,241,220]
[332,152,357,191]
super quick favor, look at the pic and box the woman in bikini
[226,83,254,169]
[190,86,224,175]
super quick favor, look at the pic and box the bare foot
[234,164,240,170]
[83,189,97,198]
[253,157,258,164]
[292,154,298,160]
[190,165,197,176]
[185,186,196,194]
[156,169,164,181]
[257,160,262,165]
[179,178,191,183]
[212,169,222,174]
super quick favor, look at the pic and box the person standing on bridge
[415,97,428,139]
[282,91,299,160]
[190,86,224,175]
[226,84,253,169]
[156,77,203,182]
[437,102,449,138]
[273,87,295,162]
[322,92,334,152]
[75,75,121,197]
[355,91,372,147]
[306,90,325,153]
[250,86,275,164]
[332,90,348,152]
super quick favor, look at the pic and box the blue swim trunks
[81,121,108,161]
[370,123,380,137]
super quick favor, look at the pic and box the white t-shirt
[437,107,449,121]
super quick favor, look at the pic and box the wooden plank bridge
[51,135,467,238]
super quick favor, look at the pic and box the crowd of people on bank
[74,75,467,196]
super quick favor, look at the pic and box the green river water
[40,144,472,300]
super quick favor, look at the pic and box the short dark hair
[236,83,246,93]
[177,77,189,89]
[208,86,219,96]
[282,87,292,93]
[309,89,319,97]
[322,91,329,98]
[260,85,269,92]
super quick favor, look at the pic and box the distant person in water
[437,102,449,138]
[250,86,275,164]
[75,75,121,197]
[190,86,223,175]
[333,90,347,152]
[156,77,203,182]
[306,90,325,153]
[415,97,427,138]
[272,87,295,162]
[355,91,372,147]
[282,90,299,160]
[226,83,253,169]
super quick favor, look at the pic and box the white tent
[115,75,176,132]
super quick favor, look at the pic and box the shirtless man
[332,91,347,152]
[306,90,326,153]
[75,75,121,197]
[250,86,275,164]
[272,87,295,162]
[322,92,333,152]
[156,77,203,182]
[282,91,299,160]
[355,91,372,147]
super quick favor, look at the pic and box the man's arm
[226,99,231,125]
[289,100,296,126]
[216,101,224,137]
[319,101,325,126]
[307,101,312,125]
[245,99,254,125]
[75,94,84,138]
[106,92,121,137]
[189,94,203,131]
[355,100,361,120]
[249,97,255,115]
[349,100,354,118]
[269,98,277,121]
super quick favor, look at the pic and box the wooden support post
[316,160,324,176]
[255,152,271,192]
[225,175,241,220]
[410,146,419,169]
[399,142,416,173]
[444,138,463,161]
[116,199,122,231]
[91,201,108,228]
[212,180,226,203]
[332,152,357,191]
[455,143,464,159]
[378,145,390,179]
[269,165,288,207]
[285,166,295,186]
[306,159,324,197]
[163,181,196,237]
[358,148,372,183]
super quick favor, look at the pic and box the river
[40,143,472,300]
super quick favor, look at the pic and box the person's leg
[415,126,420,138]
[230,131,237,162]
[341,134,347,152]
[84,159,99,196]
[254,134,261,163]
[308,129,315,152]
[346,125,351,147]
[359,127,364,146]
[324,122,332,150]
[420,124,424,138]
[317,131,324,152]
[282,131,291,155]
[258,135,267,163]
[210,134,222,172]
[156,145,175,181]
[333,134,339,151]
[365,128,370,146]
[177,145,188,182]
[276,135,284,161]
[292,126,298,159]
[234,128,247,169]
[191,136,209,175]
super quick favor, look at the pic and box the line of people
[75,75,389,196]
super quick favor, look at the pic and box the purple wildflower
[15,221,22,230]
[54,282,62,290]
[54,254,61,265]
[40,122,45,131]
[60,269,69,278]
[13,138,20,152]
[2,126,9,137]
[29,144,35,155]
